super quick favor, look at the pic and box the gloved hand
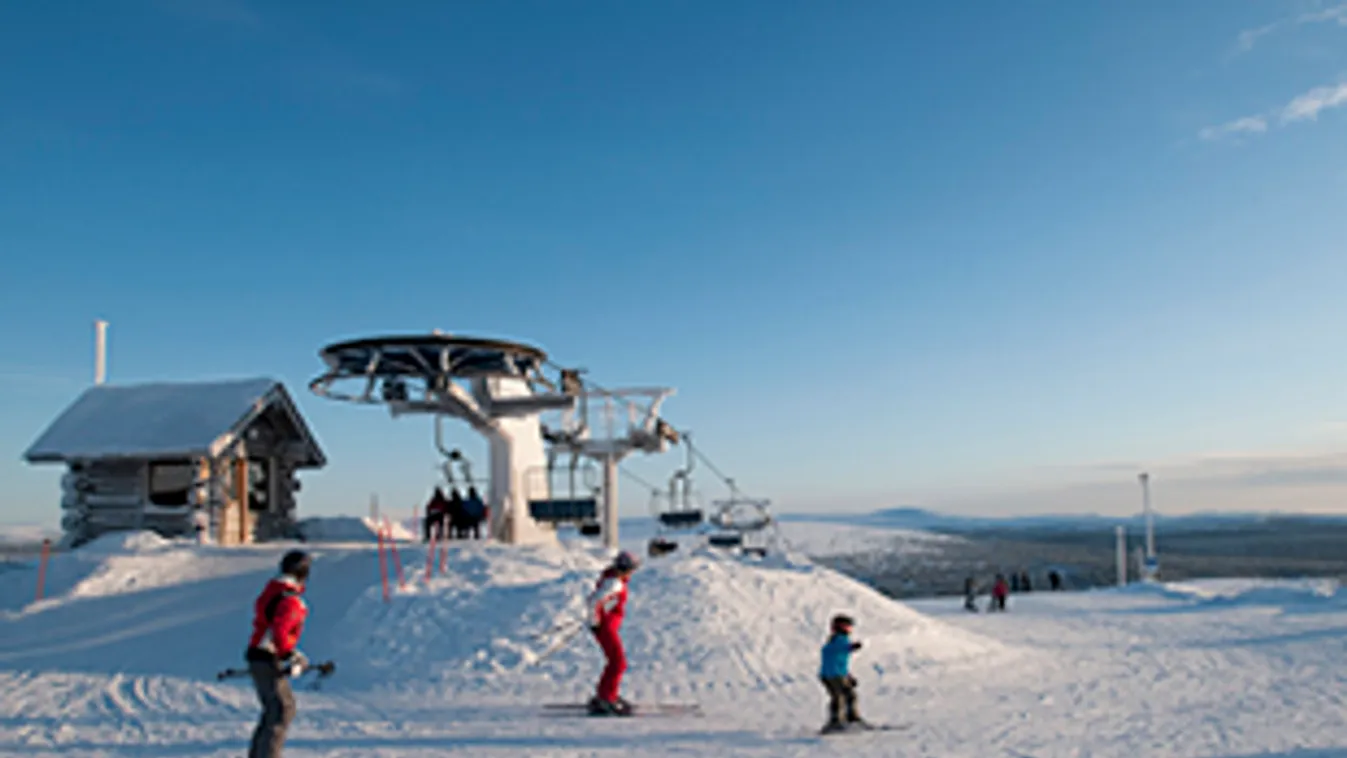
[846,674,857,687]
[850,641,863,651]
[282,650,308,678]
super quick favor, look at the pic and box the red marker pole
[424,528,437,583]
[34,538,51,602]
[385,519,405,589]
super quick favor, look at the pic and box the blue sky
[3,1,1347,527]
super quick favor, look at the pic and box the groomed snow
[2,533,1347,756]
[297,516,418,544]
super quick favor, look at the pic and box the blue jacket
[820,633,855,678]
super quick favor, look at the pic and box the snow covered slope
[3,532,1347,756]
[297,516,417,543]
[340,544,1005,709]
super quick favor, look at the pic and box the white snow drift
[2,530,1347,756]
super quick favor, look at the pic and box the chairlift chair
[526,450,601,533]
[653,433,705,531]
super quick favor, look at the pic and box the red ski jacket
[587,568,629,631]
[246,576,308,661]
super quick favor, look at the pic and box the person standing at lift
[245,550,311,758]
[586,551,639,716]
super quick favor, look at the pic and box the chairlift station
[308,332,681,549]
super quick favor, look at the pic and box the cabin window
[148,461,194,507]
[248,459,271,512]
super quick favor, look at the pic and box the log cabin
[23,378,326,547]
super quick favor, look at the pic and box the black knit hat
[280,550,312,581]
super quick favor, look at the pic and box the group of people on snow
[422,485,489,542]
[239,547,871,756]
[963,568,1065,612]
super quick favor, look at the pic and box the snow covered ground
[2,530,1346,756]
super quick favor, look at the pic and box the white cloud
[1199,115,1269,141]
[1200,80,1347,140]
[1236,3,1347,52]
[1280,82,1347,123]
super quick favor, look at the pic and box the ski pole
[216,660,336,682]
[530,617,583,641]
[529,623,587,667]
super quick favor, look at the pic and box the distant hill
[778,507,1347,535]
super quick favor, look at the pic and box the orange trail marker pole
[34,538,51,602]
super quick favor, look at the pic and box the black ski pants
[821,675,860,724]
[249,660,296,758]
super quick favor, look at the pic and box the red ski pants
[593,625,627,703]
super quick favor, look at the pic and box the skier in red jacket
[586,551,638,716]
[244,550,311,758]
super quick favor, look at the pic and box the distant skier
[1049,570,1063,591]
[586,551,639,716]
[244,550,311,758]
[819,614,866,733]
[990,573,1009,612]
[963,576,979,612]
[1020,571,1032,593]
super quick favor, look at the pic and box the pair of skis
[541,702,703,718]
[819,721,910,736]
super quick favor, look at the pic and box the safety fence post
[34,538,51,602]
[424,529,437,583]
[384,519,405,589]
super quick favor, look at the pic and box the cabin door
[218,456,256,545]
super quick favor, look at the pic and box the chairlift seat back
[528,498,599,523]
[707,533,743,548]
[657,510,704,529]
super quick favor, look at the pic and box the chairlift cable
[618,464,659,493]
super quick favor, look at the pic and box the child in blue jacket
[819,614,866,732]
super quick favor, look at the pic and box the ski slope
[2,531,1347,756]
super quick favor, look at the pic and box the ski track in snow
[2,534,1347,756]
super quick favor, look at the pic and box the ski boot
[820,719,847,734]
[587,696,633,717]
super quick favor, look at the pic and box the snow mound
[76,529,173,555]
[298,516,416,543]
[1133,578,1346,612]
[338,542,1012,708]
[0,536,309,614]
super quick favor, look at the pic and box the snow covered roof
[23,378,326,467]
